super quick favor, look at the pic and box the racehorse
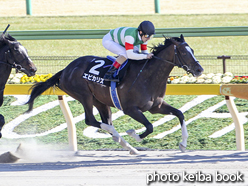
[0,25,37,138]
[26,34,203,154]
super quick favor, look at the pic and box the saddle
[82,56,130,87]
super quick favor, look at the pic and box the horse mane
[0,33,17,48]
[151,36,182,55]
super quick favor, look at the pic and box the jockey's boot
[103,65,119,82]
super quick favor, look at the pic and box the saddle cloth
[82,56,130,87]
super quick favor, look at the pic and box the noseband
[173,44,192,73]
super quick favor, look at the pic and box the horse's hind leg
[149,101,188,152]
[93,98,138,155]
[93,97,112,125]
[101,122,139,155]
[76,93,118,138]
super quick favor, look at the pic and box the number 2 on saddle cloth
[82,56,130,87]
[82,56,130,110]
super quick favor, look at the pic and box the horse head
[2,34,37,77]
[170,34,203,77]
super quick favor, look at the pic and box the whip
[2,24,10,35]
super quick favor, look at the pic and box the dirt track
[1,150,248,186]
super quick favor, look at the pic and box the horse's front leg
[149,100,188,152]
[0,114,5,138]
[124,107,153,141]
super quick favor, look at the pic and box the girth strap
[109,81,123,110]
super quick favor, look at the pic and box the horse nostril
[31,67,37,72]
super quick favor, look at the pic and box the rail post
[217,55,231,73]
[225,96,245,151]
[58,95,78,151]
[154,0,160,13]
[26,0,32,15]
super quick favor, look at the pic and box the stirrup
[104,76,119,82]
[111,77,119,82]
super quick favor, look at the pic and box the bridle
[153,42,200,74]
[0,49,28,94]
[128,41,199,92]
[0,87,4,95]
[0,49,27,72]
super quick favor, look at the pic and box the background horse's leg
[124,107,153,140]
[149,101,188,152]
[0,114,5,138]
[0,91,4,107]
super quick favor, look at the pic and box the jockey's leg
[103,55,127,82]
[102,32,127,82]
[149,100,188,152]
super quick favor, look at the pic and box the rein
[128,59,149,92]
[0,59,23,71]
[0,60,13,67]
[128,41,198,92]
[0,51,26,71]
[128,44,185,92]
[0,87,4,94]
[152,55,176,66]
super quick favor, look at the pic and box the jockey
[102,20,155,82]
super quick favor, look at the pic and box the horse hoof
[129,149,139,155]
[126,129,142,142]
[112,136,121,143]
[126,129,135,135]
[179,143,186,153]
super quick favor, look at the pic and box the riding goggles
[144,34,154,39]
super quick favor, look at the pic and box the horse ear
[1,34,9,44]
[3,37,14,46]
[180,34,185,41]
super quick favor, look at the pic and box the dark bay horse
[0,27,37,138]
[26,34,203,154]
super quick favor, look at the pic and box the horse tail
[25,70,63,113]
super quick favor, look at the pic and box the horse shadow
[0,150,248,172]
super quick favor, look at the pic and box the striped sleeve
[141,42,148,54]
[124,35,148,60]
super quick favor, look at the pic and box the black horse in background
[0,25,37,138]
[26,34,203,154]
